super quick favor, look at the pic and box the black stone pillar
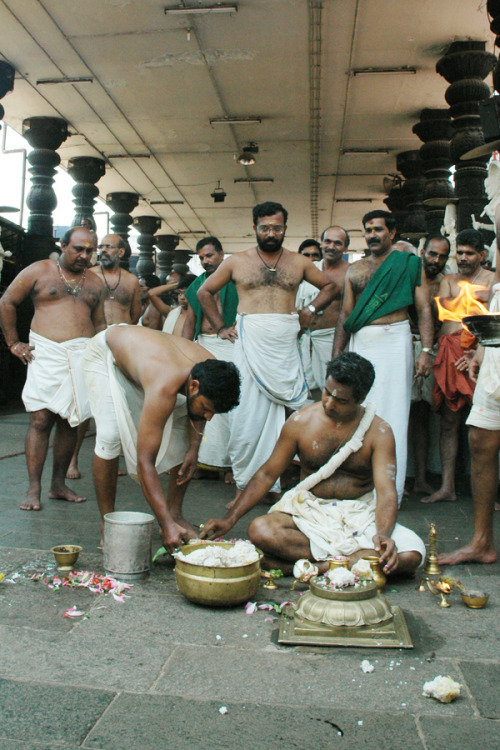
[413,109,454,234]
[436,41,496,233]
[106,191,139,240]
[154,234,179,282]
[396,151,427,239]
[67,156,106,229]
[133,215,162,276]
[22,116,68,246]
[0,61,15,125]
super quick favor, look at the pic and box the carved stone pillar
[106,191,139,240]
[436,41,496,233]
[412,108,454,234]
[174,249,193,265]
[0,61,15,124]
[396,151,427,239]
[383,184,406,231]
[22,116,68,240]
[133,215,162,276]
[154,234,179,282]
[67,156,106,229]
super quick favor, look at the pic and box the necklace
[256,247,284,273]
[57,260,86,296]
[102,267,122,300]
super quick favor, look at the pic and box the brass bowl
[51,544,82,571]
[296,580,393,627]
[174,541,263,608]
[463,313,500,347]
[461,590,489,609]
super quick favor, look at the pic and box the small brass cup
[51,545,82,571]
[461,590,489,609]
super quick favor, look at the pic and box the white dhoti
[268,402,425,561]
[196,333,234,469]
[82,330,189,477]
[467,284,500,431]
[299,331,316,391]
[310,327,335,391]
[228,313,308,492]
[162,306,182,334]
[349,320,413,506]
[22,331,91,427]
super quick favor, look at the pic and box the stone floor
[0,411,499,749]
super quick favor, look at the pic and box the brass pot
[174,542,262,607]
[51,545,82,571]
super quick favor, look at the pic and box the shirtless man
[409,235,450,494]
[197,201,337,502]
[201,352,424,575]
[0,227,105,510]
[333,209,434,505]
[66,233,142,479]
[138,274,163,329]
[182,236,238,480]
[83,325,241,550]
[423,228,494,505]
[297,226,350,392]
[148,275,195,335]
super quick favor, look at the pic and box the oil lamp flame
[435,281,489,326]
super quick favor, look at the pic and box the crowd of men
[0,200,498,576]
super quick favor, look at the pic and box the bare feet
[439,543,497,565]
[66,464,81,480]
[20,490,41,511]
[421,488,457,504]
[495,501,500,511]
[48,484,86,503]
[413,479,435,495]
[118,468,127,476]
[224,470,235,485]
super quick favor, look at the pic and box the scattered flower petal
[63,606,85,618]
[360,660,374,673]
[219,706,228,715]
[245,601,257,615]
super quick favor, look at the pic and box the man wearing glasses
[197,201,337,507]
[66,233,142,479]
[296,227,350,393]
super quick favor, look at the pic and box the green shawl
[344,250,421,334]
[184,272,239,340]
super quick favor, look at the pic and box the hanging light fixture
[236,142,259,165]
[211,180,226,203]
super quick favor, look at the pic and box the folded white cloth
[349,320,413,506]
[22,330,91,426]
[310,326,335,391]
[196,333,234,469]
[228,313,308,491]
[162,305,183,334]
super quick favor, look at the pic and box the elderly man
[201,353,424,576]
[423,228,494,505]
[333,209,434,505]
[67,232,142,479]
[296,226,350,392]
[182,236,238,480]
[197,201,337,504]
[83,325,240,550]
[0,227,105,510]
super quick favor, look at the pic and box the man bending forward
[202,353,424,575]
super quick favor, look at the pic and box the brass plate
[278,606,413,649]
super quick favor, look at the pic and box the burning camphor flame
[435,280,489,325]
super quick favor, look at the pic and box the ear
[389,228,397,241]
[189,378,200,396]
[118,246,125,259]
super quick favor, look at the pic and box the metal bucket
[103,511,155,581]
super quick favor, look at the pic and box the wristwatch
[422,347,432,354]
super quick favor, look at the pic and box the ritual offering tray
[174,541,262,607]
[463,313,500,346]
[279,574,413,648]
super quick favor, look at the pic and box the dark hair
[116,235,132,260]
[298,239,322,256]
[326,353,375,403]
[252,201,288,226]
[138,273,161,289]
[178,274,197,291]
[362,210,396,232]
[320,225,351,248]
[61,226,95,245]
[196,236,223,254]
[423,234,451,253]
[191,360,241,413]
[456,228,484,253]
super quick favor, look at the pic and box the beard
[256,234,284,253]
[100,255,118,270]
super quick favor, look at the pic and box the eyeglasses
[302,252,321,259]
[256,225,285,236]
[97,243,119,251]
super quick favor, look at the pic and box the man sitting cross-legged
[201,352,425,576]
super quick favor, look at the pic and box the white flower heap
[175,540,259,567]
[325,566,358,589]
